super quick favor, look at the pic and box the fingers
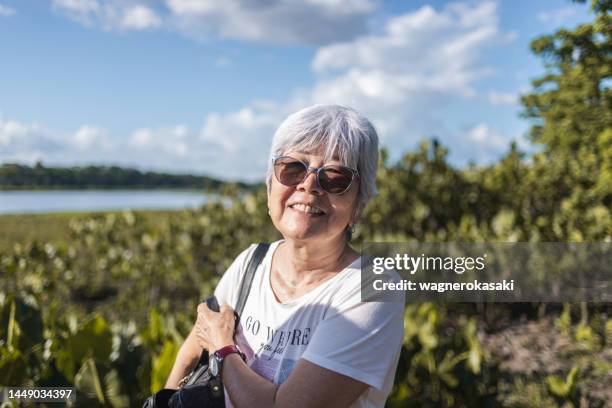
[194,331,210,350]
[196,302,236,336]
[197,302,235,319]
[219,305,235,320]
[197,302,210,315]
[194,303,236,352]
[198,302,234,313]
[219,304,233,313]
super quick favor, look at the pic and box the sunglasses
[273,156,358,195]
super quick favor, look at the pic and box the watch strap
[214,345,246,361]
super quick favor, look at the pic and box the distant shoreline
[0,186,209,191]
[0,162,262,192]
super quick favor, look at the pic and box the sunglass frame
[272,155,359,195]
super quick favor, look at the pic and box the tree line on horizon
[0,162,260,191]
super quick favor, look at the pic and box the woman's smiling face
[268,149,359,243]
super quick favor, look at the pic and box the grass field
[0,210,177,252]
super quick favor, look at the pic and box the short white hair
[266,104,379,222]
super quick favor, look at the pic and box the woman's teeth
[291,204,323,214]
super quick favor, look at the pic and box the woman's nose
[297,169,324,195]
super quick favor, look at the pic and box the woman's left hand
[195,303,237,353]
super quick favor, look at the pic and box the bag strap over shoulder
[235,242,270,317]
[191,242,270,373]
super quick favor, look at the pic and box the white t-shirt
[214,240,405,408]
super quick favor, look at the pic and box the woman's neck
[275,237,358,288]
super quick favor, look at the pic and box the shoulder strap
[235,242,270,317]
[193,243,270,370]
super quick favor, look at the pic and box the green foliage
[0,177,609,407]
[555,303,572,334]
[520,0,611,241]
[389,305,491,407]
[54,315,113,380]
[151,341,180,393]
[546,366,578,399]
[500,377,559,408]
[0,188,281,405]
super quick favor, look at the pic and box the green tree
[520,0,611,241]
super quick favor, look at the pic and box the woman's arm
[198,304,369,408]
[164,326,202,389]
[222,353,368,408]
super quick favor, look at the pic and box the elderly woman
[166,105,405,408]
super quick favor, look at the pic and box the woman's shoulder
[246,240,282,264]
[214,241,280,307]
[229,240,282,277]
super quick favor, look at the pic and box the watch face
[209,355,219,377]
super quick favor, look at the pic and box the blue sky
[0,0,593,181]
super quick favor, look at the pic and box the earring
[346,224,355,241]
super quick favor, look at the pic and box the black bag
[143,243,270,408]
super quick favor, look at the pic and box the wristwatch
[209,345,246,377]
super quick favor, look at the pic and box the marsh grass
[0,211,177,252]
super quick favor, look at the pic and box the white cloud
[15,1,523,180]
[73,125,109,150]
[124,125,243,174]
[54,0,99,13]
[128,128,153,148]
[199,107,279,152]
[0,119,63,164]
[0,3,16,16]
[52,0,377,44]
[466,123,508,150]
[120,5,162,30]
[441,122,514,163]
[51,0,99,25]
[129,125,194,157]
[0,119,114,167]
[52,0,162,31]
[0,119,223,175]
[173,1,519,177]
[305,0,374,14]
[316,3,498,64]
[311,1,503,105]
[303,1,509,150]
[488,91,517,106]
[195,107,282,179]
[165,0,377,44]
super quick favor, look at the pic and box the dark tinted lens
[275,158,307,186]
[319,166,354,193]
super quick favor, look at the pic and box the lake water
[0,190,211,214]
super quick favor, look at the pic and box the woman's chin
[279,220,324,241]
[282,227,319,242]
[277,212,341,242]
